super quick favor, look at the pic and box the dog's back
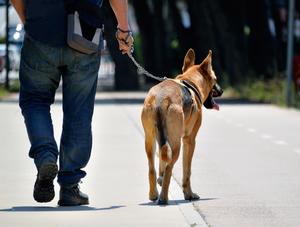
[142,79,186,160]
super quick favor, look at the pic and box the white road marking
[219,117,294,151]
[273,140,288,145]
[261,134,272,139]
[247,128,257,133]
[235,123,244,128]
[225,119,232,124]
[294,148,300,154]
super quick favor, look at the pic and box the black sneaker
[58,185,89,206]
[33,163,58,203]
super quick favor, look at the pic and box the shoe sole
[33,163,58,203]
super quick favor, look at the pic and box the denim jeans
[19,35,101,187]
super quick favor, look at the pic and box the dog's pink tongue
[212,99,220,111]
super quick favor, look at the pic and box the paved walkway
[0,92,207,227]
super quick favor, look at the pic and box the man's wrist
[117,27,132,34]
[117,24,130,32]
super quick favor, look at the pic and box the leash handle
[127,53,168,82]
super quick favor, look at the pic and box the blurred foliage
[228,77,300,107]
[128,0,293,86]
[0,85,8,99]
[0,80,20,95]
[125,0,300,107]
[295,92,300,108]
[133,34,144,66]
[9,79,20,92]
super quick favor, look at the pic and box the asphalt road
[1,93,300,226]
[125,98,300,227]
[182,102,300,227]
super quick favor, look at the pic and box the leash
[127,53,168,82]
[127,52,204,104]
[116,29,167,82]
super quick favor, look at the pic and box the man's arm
[11,0,26,24]
[109,0,129,31]
[109,0,133,54]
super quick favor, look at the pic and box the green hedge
[0,85,8,99]
[225,78,300,108]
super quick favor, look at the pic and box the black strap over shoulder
[65,0,103,28]
[181,80,202,104]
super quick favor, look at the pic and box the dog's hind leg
[158,142,181,205]
[158,105,183,205]
[145,135,158,201]
[157,153,166,186]
[182,119,201,201]
[142,108,158,202]
[158,149,179,205]
[156,106,168,187]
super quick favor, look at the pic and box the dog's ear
[199,50,213,74]
[182,48,195,73]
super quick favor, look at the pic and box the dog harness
[169,79,203,105]
[180,80,203,104]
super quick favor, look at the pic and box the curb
[169,177,208,227]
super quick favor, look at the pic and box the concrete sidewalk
[0,92,207,227]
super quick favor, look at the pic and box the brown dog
[141,48,223,204]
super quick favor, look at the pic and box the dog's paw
[157,198,168,205]
[157,194,168,205]
[149,190,159,201]
[157,177,163,186]
[149,195,158,202]
[184,192,200,201]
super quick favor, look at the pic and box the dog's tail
[156,99,172,163]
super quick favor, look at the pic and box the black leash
[127,53,168,82]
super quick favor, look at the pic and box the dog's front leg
[182,135,200,201]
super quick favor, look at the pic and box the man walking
[11,0,133,206]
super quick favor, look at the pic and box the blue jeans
[19,35,101,187]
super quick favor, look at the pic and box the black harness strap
[180,82,193,110]
[181,80,202,104]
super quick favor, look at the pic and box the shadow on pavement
[93,98,264,105]
[139,197,218,206]
[0,205,125,212]
[0,97,266,106]
[94,98,145,105]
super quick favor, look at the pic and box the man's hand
[115,28,134,55]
